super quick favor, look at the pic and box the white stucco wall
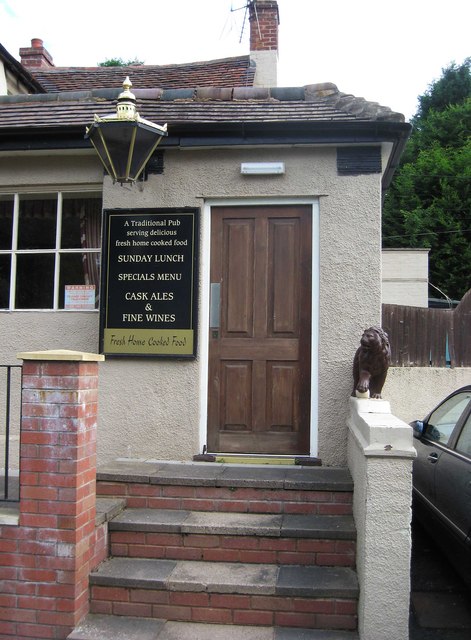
[250,50,278,86]
[383,366,471,423]
[347,398,415,640]
[0,146,383,466]
[382,248,429,307]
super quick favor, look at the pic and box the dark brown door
[207,205,312,454]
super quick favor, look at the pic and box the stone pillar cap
[17,349,105,362]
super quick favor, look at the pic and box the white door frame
[199,198,320,457]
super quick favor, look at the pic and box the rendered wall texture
[0,147,382,466]
[383,366,471,423]
[381,248,429,307]
[347,398,415,640]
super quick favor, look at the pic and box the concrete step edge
[96,460,353,491]
[96,497,126,526]
[68,614,360,639]
[108,508,356,540]
[89,557,359,599]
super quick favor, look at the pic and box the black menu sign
[100,208,198,357]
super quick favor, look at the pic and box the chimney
[20,38,54,69]
[249,0,279,87]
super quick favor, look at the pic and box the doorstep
[193,454,322,466]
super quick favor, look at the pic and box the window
[0,192,102,310]
[425,391,471,445]
[455,413,471,457]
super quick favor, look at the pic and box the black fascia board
[0,119,410,150]
[0,126,91,151]
[169,118,411,141]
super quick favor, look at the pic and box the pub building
[0,1,410,466]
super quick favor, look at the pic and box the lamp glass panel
[129,126,163,179]
[100,122,136,181]
[88,125,114,177]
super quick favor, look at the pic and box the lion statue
[352,326,391,399]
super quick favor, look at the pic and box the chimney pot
[20,38,54,69]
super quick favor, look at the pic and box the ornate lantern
[85,77,167,184]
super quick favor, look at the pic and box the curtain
[79,199,102,303]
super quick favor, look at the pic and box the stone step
[97,461,353,515]
[96,496,126,525]
[68,614,360,639]
[109,509,356,567]
[89,557,358,630]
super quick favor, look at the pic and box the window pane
[0,195,14,250]
[456,414,471,457]
[59,252,100,309]
[61,194,102,249]
[18,194,57,250]
[0,255,11,308]
[426,391,471,445]
[16,254,54,308]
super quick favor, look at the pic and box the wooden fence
[382,288,471,367]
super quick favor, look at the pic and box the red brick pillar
[14,350,104,640]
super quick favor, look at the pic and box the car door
[413,389,471,518]
[434,407,471,547]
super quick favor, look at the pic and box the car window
[455,413,471,457]
[425,391,471,445]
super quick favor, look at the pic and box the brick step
[109,508,356,567]
[89,557,358,630]
[96,461,353,515]
[68,614,360,639]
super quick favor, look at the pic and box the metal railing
[1,365,22,502]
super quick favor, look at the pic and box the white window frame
[0,189,102,311]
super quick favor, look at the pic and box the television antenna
[229,2,261,44]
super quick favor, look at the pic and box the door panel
[221,361,252,430]
[270,219,298,335]
[208,205,312,454]
[266,362,300,430]
[225,220,254,335]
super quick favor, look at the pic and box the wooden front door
[207,205,312,454]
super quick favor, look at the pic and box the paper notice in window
[64,285,96,310]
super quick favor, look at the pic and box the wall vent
[337,146,382,175]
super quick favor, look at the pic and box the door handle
[427,452,439,463]
[210,283,221,329]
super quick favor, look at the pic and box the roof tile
[30,56,255,93]
[0,89,405,133]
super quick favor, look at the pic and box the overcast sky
[1,0,469,120]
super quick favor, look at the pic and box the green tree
[98,57,144,67]
[383,59,471,301]
[416,59,471,121]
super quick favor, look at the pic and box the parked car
[411,385,471,588]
